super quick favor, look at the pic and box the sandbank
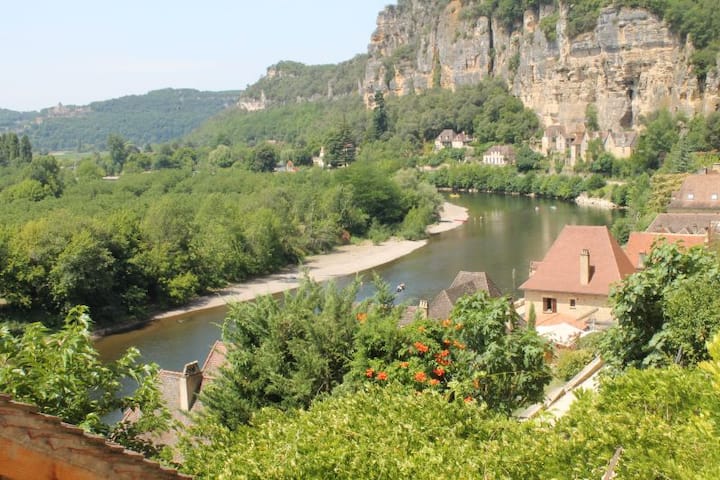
[153,201,468,322]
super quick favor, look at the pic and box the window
[688,193,695,200]
[543,297,557,314]
[712,193,718,201]
[570,299,576,309]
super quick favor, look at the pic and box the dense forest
[2,89,240,152]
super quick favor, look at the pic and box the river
[96,193,619,371]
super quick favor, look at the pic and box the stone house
[0,395,189,480]
[434,129,473,150]
[123,340,227,449]
[520,225,635,328]
[401,271,503,324]
[482,145,516,166]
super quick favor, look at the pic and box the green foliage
[0,306,170,456]
[201,278,364,429]
[371,91,388,140]
[248,142,278,172]
[540,12,559,41]
[0,161,438,325]
[20,89,240,151]
[603,242,720,369]
[554,348,595,380]
[183,334,720,479]
[427,164,586,200]
[242,56,368,106]
[348,292,551,414]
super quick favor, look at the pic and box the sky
[1,1,395,111]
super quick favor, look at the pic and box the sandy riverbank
[152,202,468,322]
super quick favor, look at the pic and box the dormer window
[687,193,695,200]
[712,193,718,201]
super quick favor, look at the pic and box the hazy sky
[1,1,394,111]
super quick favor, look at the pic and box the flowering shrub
[350,292,552,413]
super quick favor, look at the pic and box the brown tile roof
[543,125,566,138]
[429,271,503,320]
[624,232,706,268]
[0,395,190,479]
[201,340,227,379]
[519,226,635,296]
[646,213,720,234]
[668,174,720,211]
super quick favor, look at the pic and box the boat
[449,193,460,198]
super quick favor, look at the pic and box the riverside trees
[0,155,441,327]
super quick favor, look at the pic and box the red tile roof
[519,226,634,296]
[624,232,706,268]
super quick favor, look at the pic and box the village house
[482,145,516,166]
[520,226,635,344]
[402,271,503,325]
[624,231,706,269]
[0,395,189,480]
[667,171,720,212]
[434,129,473,150]
[541,125,637,166]
[123,340,227,450]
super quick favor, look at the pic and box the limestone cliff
[363,0,720,131]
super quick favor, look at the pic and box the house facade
[667,172,720,212]
[520,226,635,327]
[482,145,516,166]
[434,129,473,150]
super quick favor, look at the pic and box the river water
[96,193,619,371]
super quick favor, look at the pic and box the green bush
[555,348,595,381]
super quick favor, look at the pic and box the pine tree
[371,91,388,140]
[20,135,32,163]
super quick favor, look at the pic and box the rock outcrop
[363,0,720,131]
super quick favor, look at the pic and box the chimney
[580,249,591,285]
[637,251,647,269]
[418,299,429,319]
[179,361,203,411]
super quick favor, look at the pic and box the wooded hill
[2,88,240,152]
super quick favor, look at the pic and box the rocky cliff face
[363,0,720,131]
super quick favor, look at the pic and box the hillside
[4,88,240,152]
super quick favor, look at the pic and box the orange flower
[377,371,388,381]
[473,378,480,389]
[429,379,440,386]
[399,361,409,368]
[356,312,367,323]
[414,371,427,383]
[464,396,475,403]
[413,342,429,354]
[417,326,426,333]
[433,367,445,377]
[453,340,466,350]
[443,339,452,346]
[365,368,374,378]
[455,323,464,331]
[441,319,452,328]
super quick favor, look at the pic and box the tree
[371,91,388,140]
[585,103,600,131]
[349,292,551,414]
[27,155,63,197]
[248,143,278,172]
[208,144,234,168]
[325,120,356,167]
[602,242,720,369]
[202,278,363,429]
[107,134,128,173]
[19,135,32,163]
[515,144,542,172]
[0,306,170,456]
